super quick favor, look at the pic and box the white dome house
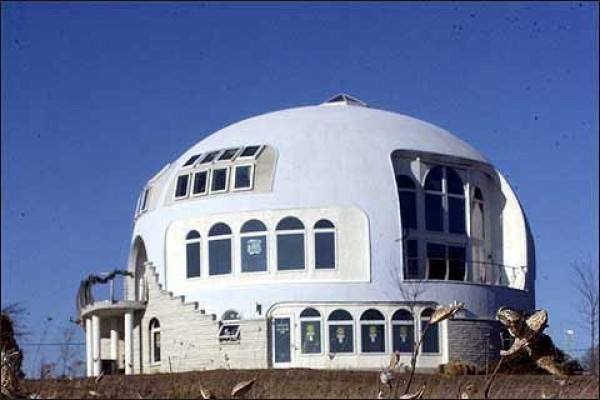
[77,94,535,376]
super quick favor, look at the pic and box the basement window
[219,324,241,342]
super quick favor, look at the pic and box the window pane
[449,197,466,234]
[425,194,444,231]
[241,235,267,272]
[277,234,305,270]
[360,309,385,321]
[361,324,385,353]
[218,148,239,161]
[422,321,439,353]
[446,168,464,195]
[406,240,418,257]
[234,165,252,189]
[300,308,321,318]
[186,242,201,278]
[424,166,443,191]
[427,243,447,280]
[193,171,208,195]
[328,310,353,321]
[211,169,228,192]
[276,217,304,230]
[329,324,353,353]
[175,175,189,197]
[200,151,219,164]
[241,220,267,233]
[153,331,161,362]
[395,175,416,189]
[314,219,335,229]
[209,223,232,236]
[240,145,260,158]
[209,239,232,275]
[186,230,200,240]
[301,321,321,354]
[448,246,466,281]
[399,192,417,230]
[315,232,335,269]
[392,309,413,321]
[393,324,414,353]
[183,154,201,166]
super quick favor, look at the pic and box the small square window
[192,171,208,196]
[174,175,190,199]
[219,324,240,341]
[199,151,220,164]
[233,165,254,191]
[183,154,202,167]
[217,148,240,161]
[238,145,263,159]
[210,168,229,193]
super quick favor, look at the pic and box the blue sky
[2,2,598,376]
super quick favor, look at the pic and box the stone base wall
[133,263,268,374]
[446,318,501,368]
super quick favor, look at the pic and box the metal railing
[76,270,137,314]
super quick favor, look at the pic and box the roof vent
[321,93,368,107]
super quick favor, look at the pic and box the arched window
[420,308,439,353]
[222,309,242,321]
[276,217,305,270]
[328,309,354,354]
[240,220,268,272]
[149,318,161,363]
[424,166,465,234]
[185,230,201,278]
[314,219,336,269]
[360,309,385,353]
[300,308,322,354]
[396,175,417,231]
[392,309,415,353]
[208,223,232,276]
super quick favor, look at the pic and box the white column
[92,315,101,376]
[124,310,134,375]
[85,317,93,377]
[110,320,119,361]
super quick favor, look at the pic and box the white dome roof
[181,102,488,168]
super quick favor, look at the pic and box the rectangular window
[183,154,202,167]
[399,191,417,230]
[209,239,232,275]
[153,331,161,362]
[277,234,305,270]
[174,175,190,199]
[425,194,444,231]
[233,165,254,190]
[427,243,447,280]
[315,232,335,269]
[404,239,419,279]
[186,242,201,278]
[241,235,267,272]
[392,323,414,353]
[301,321,321,354]
[421,321,439,353]
[329,324,353,353]
[360,324,385,353]
[218,148,240,161]
[140,188,150,212]
[219,324,240,341]
[192,171,208,196]
[199,151,219,164]
[239,145,262,159]
[448,245,466,281]
[210,168,229,193]
[448,197,466,233]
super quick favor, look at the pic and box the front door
[272,317,292,367]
